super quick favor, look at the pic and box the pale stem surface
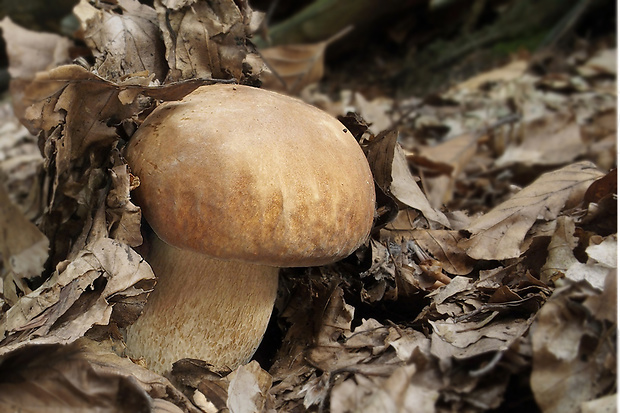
[125,235,280,374]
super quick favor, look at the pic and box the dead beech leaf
[258,26,351,95]
[583,266,617,324]
[366,131,450,228]
[106,163,143,247]
[305,288,394,376]
[407,230,475,276]
[226,361,273,413]
[495,112,586,167]
[583,234,617,270]
[154,0,261,82]
[459,161,604,260]
[581,395,618,413]
[577,48,617,77]
[315,287,354,347]
[409,133,479,175]
[0,17,71,81]
[21,65,149,153]
[451,60,528,92]
[0,338,198,413]
[426,275,472,306]
[330,365,437,413]
[382,221,475,277]
[530,282,616,413]
[269,271,527,412]
[367,366,436,413]
[0,182,48,305]
[410,133,478,208]
[170,358,231,402]
[358,239,398,301]
[565,234,616,290]
[0,237,155,357]
[260,41,327,94]
[429,315,533,360]
[388,330,431,362]
[0,103,42,216]
[353,92,395,135]
[17,65,152,265]
[0,17,73,122]
[583,168,617,204]
[74,0,167,82]
[343,318,392,352]
[161,0,198,10]
[540,216,578,284]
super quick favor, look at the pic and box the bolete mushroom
[124,84,375,374]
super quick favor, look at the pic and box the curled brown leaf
[74,0,168,82]
[459,161,604,260]
[0,237,155,357]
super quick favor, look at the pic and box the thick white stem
[125,235,279,374]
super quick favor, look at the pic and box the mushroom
[124,84,376,374]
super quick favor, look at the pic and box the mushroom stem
[125,235,279,375]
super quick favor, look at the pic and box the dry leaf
[260,42,327,94]
[366,131,450,228]
[353,92,395,134]
[259,27,352,95]
[583,168,617,204]
[581,394,618,413]
[270,267,544,412]
[577,49,617,77]
[540,216,578,284]
[451,60,528,92]
[388,330,431,362]
[154,0,262,82]
[0,337,198,413]
[583,267,617,324]
[106,163,143,247]
[495,112,586,167]
[160,0,197,10]
[0,3,616,411]
[21,65,149,155]
[383,228,474,277]
[226,361,273,413]
[169,358,230,413]
[564,234,616,290]
[330,365,438,413]
[16,64,213,267]
[0,182,48,305]
[459,161,604,260]
[409,229,475,275]
[16,65,153,265]
[74,0,168,82]
[0,103,42,216]
[427,275,472,306]
[318,286,355,340]
[0,237,155,357]
[429,315,533,359]
[0,18,73,122]
[410,133,479,207]
[358,239,397,301]
[530,281,616,413]
[0,17,71,81]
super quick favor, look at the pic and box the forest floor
[0,1,616,412]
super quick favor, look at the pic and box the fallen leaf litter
[0,1,615,412]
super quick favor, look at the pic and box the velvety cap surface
[125,84,375,267]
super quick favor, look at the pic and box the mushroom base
[125,235,279,375]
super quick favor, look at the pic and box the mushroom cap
[125,84,375,267]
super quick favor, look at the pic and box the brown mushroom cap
[125,84,375,267]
